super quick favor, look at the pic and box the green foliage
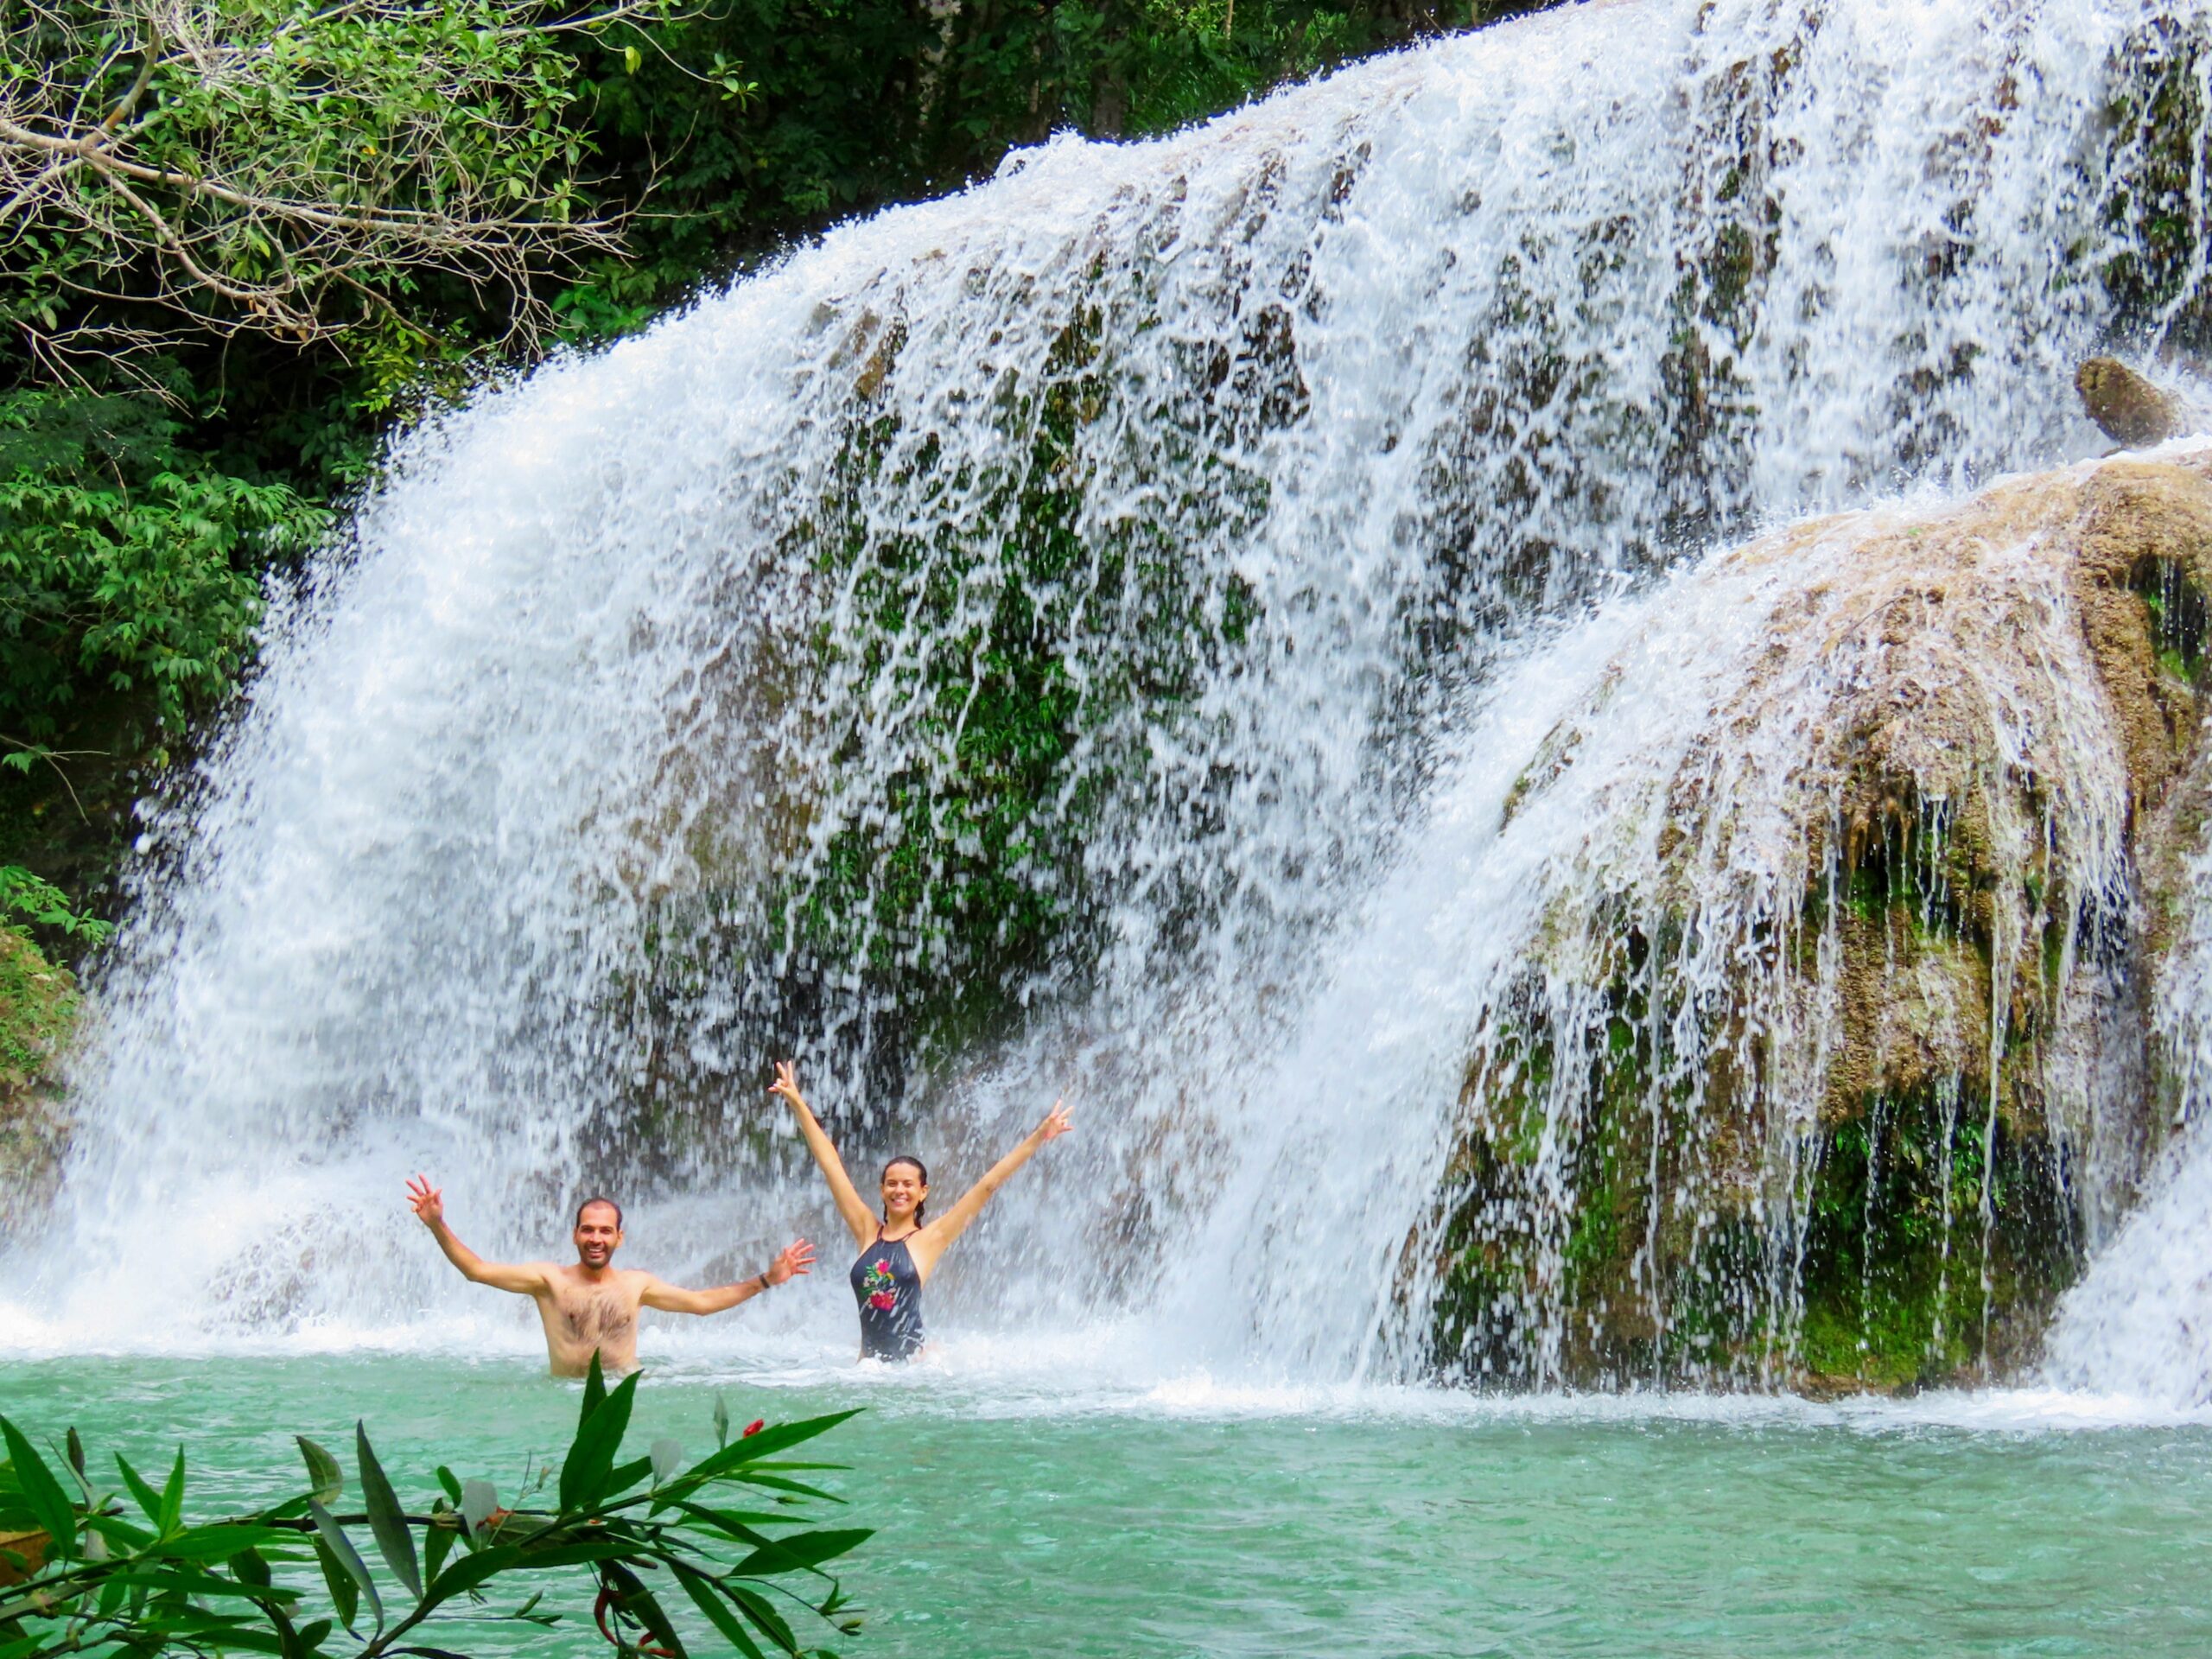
[0,1356,871,1658]
[0,868,108,944]
[1,0,673,353]
[0,391,326,753]
[0,922,76,1093]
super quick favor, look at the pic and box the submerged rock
[2077,355,2184,448]
[1424,448,2212,1392]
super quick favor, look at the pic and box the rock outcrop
[1424,448,2212,1392]
[0,928,77,1236]
[2078,356,2185,448]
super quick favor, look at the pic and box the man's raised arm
[406,1175,546,1294]
[640,1238,816,1315]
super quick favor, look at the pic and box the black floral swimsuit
[850,1230,925,1361]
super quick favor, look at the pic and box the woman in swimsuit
[768,1059,1074,1361]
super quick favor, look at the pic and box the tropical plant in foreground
[0,1357,868,1657]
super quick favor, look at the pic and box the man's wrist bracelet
[757,1271,772,1293]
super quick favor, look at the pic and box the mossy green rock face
[0,926,76,1234]
[1424,453,2212,1391]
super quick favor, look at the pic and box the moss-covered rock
[0,925,78,1233]
[1427,450,2212,1391]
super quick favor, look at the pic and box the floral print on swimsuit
[862,1257,898,1311]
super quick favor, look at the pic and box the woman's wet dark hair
[881,1155,928,1223]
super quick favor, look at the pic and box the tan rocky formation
[1428,447,2212,1393]
[2078,355,2185,448]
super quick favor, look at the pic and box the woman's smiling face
[880,1160,927,1222]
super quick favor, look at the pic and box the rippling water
[10,1348,2212,1656]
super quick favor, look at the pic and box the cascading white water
[5,0,2209,1382]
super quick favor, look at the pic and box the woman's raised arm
[908,1101,1074,1280]
[769,1060,878,1249]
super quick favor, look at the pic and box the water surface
[10,1348,2210,1657]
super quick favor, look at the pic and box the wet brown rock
[1429,445,2212,1391]
[2078,355,2184,448]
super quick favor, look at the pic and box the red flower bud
[742,1419,765,1438]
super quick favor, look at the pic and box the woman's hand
[768,1059,806,1111]
[1033,1100,1074,1144]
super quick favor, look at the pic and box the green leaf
[83,1511,155,1553]
[425,1513,457,1585]
[106,1569,302,1600]
[671,1500,773,1548]
[579,1350,607,1427]
[603,1561,688,1657]
[558,1367,639,1513]
[721,1470,842,1503]
[435,1465,462,1505]
[314,1535,360,1632]
[674,1564,766,1659]
[731,1528,873,1576]
[711,1395,730,1451]
[682,1411,861,1478]
[308,1500,381,1633]
[159,1445,185,1535]
[726,1581,800,1652]
[115,1451,164,1524]
[296,1437,342,1506]
[424,1538,634,1607]
[353,1421,422,1597]
[156,1524,298,1560]
[0,1414,76,1560]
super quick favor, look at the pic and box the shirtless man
[405,1175,815,1377]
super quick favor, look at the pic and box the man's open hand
[766,1237,817,1286]
[405,1173,445,1226]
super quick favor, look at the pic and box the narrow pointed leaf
[0,1415,76,1560]
[712,1394,730,1450]
[579,1351,607,1427]
[435,1466,462,1505]
[156,1524,297,1560]
[353,1421,421,1596]
[115,1452,164,1524]
[424,1514,457,1585]
[308,1500,381,1632]
[315,1533,361,1632]
[158,1446,185,1535]
[679,1410,861,1482]
[726,1582,799,1652]
[296,1437,342,1506]
[731,1527,873,1576]
[559,1369,639,1512]
[603,1562,687,1658]
[675,1564,766,1659]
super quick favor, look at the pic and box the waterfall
[6,0,2209,1386]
